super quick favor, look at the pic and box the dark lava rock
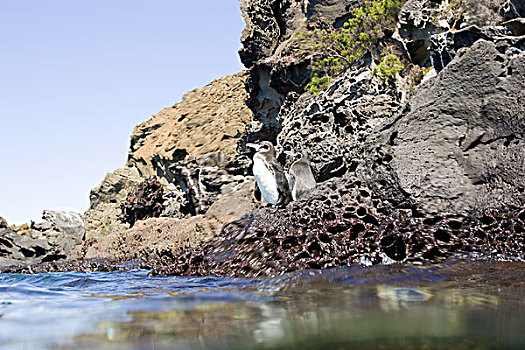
[239,0,358,68]
[148,11,525,277]
[500,0,525,20]
[168,151,253,215]
[429,24,523,72]
[395,0,519,68]
[239,0,360,145]
[394,0,452,66]
[121,176,164,227]
[276,64,402,182]
[364,39,525,215]
[151,177,524,277]
[6,186,523,276]
[152,177,403,277]
[7,1,525,276]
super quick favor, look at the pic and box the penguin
[247,141,292,207]
[286,149,316,201]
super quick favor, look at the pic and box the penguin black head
[285,149,309,163]
[247,141,275,157]
[259,141,274,155]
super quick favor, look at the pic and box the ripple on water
[0,260,523,350]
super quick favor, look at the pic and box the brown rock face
[64,182,257,270]
[127,72,253,181]
[80,72,255,240]
[83,167,143,239]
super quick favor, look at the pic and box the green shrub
[295,0,405,95]
[305,75,333,96]
[374,54,404,82]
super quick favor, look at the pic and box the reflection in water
[61,262,525,350]
[376,285,433,311]
[68,287,522,350]
[0,261,524,350]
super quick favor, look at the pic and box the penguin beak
[246,143,260,151]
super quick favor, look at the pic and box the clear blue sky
[0,1,245,225]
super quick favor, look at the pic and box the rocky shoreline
[2,0,525,275]
[4,177,523,276]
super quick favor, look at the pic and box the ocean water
[0,261,524,350]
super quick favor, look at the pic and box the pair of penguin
[247,141,316,207]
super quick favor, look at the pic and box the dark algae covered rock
[120,176,165,227]
[152,179,525,277]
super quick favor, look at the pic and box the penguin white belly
[253,157,279,204]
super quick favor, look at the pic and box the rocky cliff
[127,72,253,180]
[3,0,524,274]
[239,0,525,216]
[82,72,256,239]
[83,167,142,239]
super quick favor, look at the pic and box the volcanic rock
[152,177,524,277]
[83,167,143,239]
[276,64,403,182]
[500,0,525,20]
[6,0,525,276]
[0,210,84,268]
[82,72,255,232]
[168,150,255,215]
[127,72,253,182]
[239,0,359,67]
[10,182,258,273]
[363,39,525,215]
[120,176,164,227]
[239,0,361,145]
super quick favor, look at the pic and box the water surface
[1,261,524,349]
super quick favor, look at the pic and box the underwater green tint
[1,260,524,349]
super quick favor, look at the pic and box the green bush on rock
[295,0,405,95]
[374,54,404,82]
